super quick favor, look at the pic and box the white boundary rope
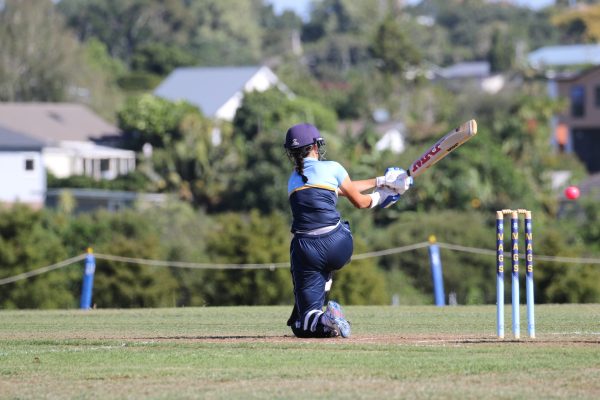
[0,254,87,286]
[93,253,289,270]
[351,242,430,259]
[1,242,600,286]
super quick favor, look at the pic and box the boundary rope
[0,254,87,286]
[93,253,290,270]
[2,242,600,286]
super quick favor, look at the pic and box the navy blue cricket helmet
[284,123,324,149]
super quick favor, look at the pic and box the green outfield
[1,305,599,399]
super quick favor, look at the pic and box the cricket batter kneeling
[283,123,412,338]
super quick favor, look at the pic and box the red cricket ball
[564,185,580,200]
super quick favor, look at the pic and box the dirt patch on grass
[127,333,600,347]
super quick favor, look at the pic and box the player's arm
[338,176,375,208]
[338,176,400,209]
[337,178,376,197]
[339,167,413,209]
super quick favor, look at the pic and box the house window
[595,85,600,107]
[25,159,34,171]
[100,159,110,172]
[570,85,585,117]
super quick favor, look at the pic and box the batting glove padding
[376,167,412,195]
[369,187,400,209]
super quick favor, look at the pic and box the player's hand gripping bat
[407,119,478,178]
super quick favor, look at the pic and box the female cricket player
[284,123,412,338]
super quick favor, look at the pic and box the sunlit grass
[1,305,599,399]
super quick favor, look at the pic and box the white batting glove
[368,187,400,209]
[376,167,401,188]
[376,167,413,195]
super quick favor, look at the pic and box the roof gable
[154,65,275,117]
[0,125,44,150]
[0,103,120,145]
[440,61,491,79]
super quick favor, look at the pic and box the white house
[0,103,135,180]
[42,141,136,180]
[154,65,292,121]
[0,126,46,208]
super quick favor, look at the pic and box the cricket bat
[407,119,478,178]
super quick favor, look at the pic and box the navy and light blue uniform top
[288,158,348,233]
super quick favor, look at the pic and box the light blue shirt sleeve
[328,161,348,186]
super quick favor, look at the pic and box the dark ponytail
[288,145,312,183]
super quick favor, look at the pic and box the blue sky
[267,0,556,18]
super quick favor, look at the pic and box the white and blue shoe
[322,301,351,338]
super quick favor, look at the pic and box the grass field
[1,305,599,399]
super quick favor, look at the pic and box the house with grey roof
[0,103,135,180]
[154,65,291,122]
[0,126,46,207]
[434,61,505,94]
[439,61,491,80]
[528,44,600,70]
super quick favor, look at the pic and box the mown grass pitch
[1,305,599,399]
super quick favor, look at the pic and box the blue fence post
[428,235,445,307]
[80,247,96,310]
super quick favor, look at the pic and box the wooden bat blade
[408,119,477,178]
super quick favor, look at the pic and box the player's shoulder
[317,160,348,182]
[318,160,345,171]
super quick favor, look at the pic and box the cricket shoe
[322,301,351,338]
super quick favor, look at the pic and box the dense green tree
[58,0,194,63]
[74,39,127,121]
[117,94,201,150]
[260,6,303,58]
[137,201,213,306]
[300,0,392,80]
[303,0,388,42]
[188,0,265,65]
[59,210,179,308]
[116,42,197,92]
[118,94,241,207]
[551,4,600,44]
[370,15,421,76]
[131,43,196,75]
[534,212,600,304]
[201,210,292,305]
[0,206,74,309]
[0,0,80,101]
[488,27,515,73]
[410,0,556,65]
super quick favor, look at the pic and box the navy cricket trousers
[288,221,353,337]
